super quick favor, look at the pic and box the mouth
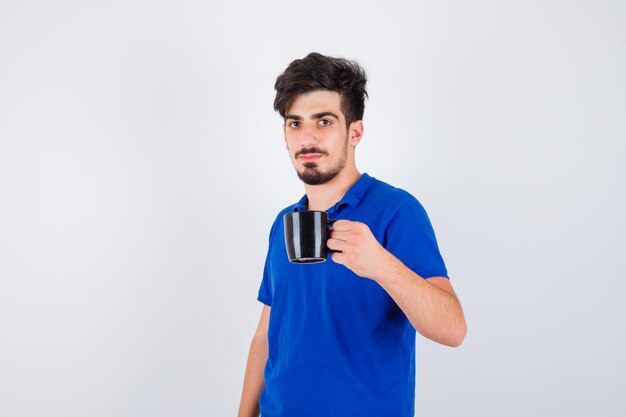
[298,153,323,162]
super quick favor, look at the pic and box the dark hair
[273,52,368,127]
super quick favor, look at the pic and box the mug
[283,210,333,263]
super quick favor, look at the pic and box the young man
[238,53,467,417]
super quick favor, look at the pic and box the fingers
[330,219,353,231]
[327,237,348,252]
[330,220,363,241]
[329,229,349,241]
[330,250,345,265]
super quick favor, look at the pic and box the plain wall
[1,1,624,416]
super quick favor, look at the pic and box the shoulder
[365,175,427,217]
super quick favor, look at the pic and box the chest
[267,211,394,317]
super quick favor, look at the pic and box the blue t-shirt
[257,173,448,417]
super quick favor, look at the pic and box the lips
[299,154,323,161]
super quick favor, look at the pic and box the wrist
[372,248,402,285]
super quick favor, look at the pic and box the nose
[299,122,319,147]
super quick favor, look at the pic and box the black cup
[283,210,332,264]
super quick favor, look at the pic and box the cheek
[285,141,299,158]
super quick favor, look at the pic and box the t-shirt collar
[293,173,373,214]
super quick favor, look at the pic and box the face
[283,90,362,186]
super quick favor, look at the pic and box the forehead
[286,90,344,118]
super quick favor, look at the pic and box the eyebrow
[285,111,340,121]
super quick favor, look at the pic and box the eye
[318,119,332,126]
[287,121,301,128]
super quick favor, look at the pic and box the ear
[348,120,364,147]
[283,124,288,150]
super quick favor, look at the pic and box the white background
[1,1,624,416]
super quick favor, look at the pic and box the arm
[373,254,466,347]
[237,305,270,417]
[328,220,467,347]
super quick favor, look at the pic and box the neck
[304,165,362,211]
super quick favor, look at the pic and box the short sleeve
[257,214,280,306]
[257,253,273,306]
[384,197,449,280]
